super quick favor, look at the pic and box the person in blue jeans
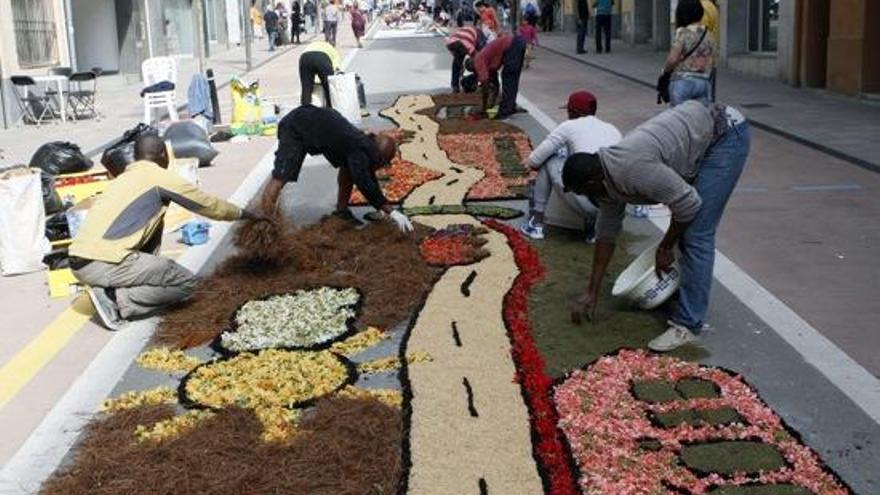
[264,7,280,51]
[665,0,715,106]
[562,100,750,351]
[593,0,613,53]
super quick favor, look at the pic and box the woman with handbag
[660,0,715,107]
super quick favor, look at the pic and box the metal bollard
[206,68,221,124]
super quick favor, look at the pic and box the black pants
[499,35,526,117]
[595,14,611,52]
[299,51,333,107]
[291,16,301,43]
[449,41,468,91]
[576,19,588,52]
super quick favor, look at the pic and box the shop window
[11,0,59,68]
[748,0,778,52]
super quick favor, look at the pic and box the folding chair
[67,71,100,120]
[10,76,55,126]
[141,57,178,124]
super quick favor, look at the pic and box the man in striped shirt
[445,26,482,93]
[469,33,527,119]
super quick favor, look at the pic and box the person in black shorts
[299,50,334,107]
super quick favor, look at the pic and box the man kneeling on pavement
[564,100,750,352]
[519,90,622,242]
[69,134,261,330]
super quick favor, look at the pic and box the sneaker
[519,217,545,240]
[648,321,699,352]
[86,287,125,331]
[632,205,649,218]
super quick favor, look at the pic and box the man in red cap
[520,90,622,241]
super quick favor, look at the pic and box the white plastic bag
[328,72,362,125]
[0,168,50,275]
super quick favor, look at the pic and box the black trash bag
[164,121,219,167]
[29,142,93,176]
[45,210,71,241]
[461,74,478,93]
[101,124,158,173]
[43,246,70,270]
[41,172,65,214]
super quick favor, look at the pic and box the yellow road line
[0,295,94,410]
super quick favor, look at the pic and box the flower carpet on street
[554,349,850,495]
[218,286,360,352]
[40,93,851,495]
[419,224,490,266]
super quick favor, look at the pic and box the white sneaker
[86,287,125,331]
[648,321,699,352]
[519,217,545,240]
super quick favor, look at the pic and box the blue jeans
[669,77,710,106]
[268,30,278,51]
[672,120,751,333]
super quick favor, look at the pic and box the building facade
[556,0,879,98]
[1,0,243,127]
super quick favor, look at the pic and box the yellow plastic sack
[231,77,262,124]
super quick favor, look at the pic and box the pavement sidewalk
[537,33,880,172]
[0,21,365,468]
[0,33,316,168]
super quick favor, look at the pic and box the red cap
[563,90,597,116]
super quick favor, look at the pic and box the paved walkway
[538,34,880,172]
[0,32,318,167]
[0,21,364,468]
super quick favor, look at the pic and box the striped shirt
[594,101,727,241]
[445,27,479,56]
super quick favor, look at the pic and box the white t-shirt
[324,3,339,21]
[528,116,623,166]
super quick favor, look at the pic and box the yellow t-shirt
[700,0,720,46]
[69,161,241,263]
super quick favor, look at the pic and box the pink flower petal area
[553,350,851,495]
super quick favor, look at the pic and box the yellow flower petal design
[101,387,177,413]
[136,347,202,373]
[338,385,403,409]
[330,327,388,357]
[135,410,215,443]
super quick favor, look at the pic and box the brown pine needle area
[155,216,440,348]
[40,397,403,495]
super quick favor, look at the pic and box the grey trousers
[73,252,197,319]
[530,153,597,218]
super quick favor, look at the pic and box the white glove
[389,210,414,232]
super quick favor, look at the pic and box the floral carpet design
[554,350,851,495]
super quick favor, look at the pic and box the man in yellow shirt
[69,134,260,330]
[299,40,341,107]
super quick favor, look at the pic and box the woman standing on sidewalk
[351,3,366,48]
[663,0,715,106]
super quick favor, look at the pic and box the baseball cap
[561,90,597,116]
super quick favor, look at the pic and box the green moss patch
[681,441,786,476]
[707,485,814,495]
[528,227,708,377]
[364,204,524,222]
[655,407,742,428]
[676,378,720,399]
[632,380,680,403]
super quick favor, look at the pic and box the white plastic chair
[141,57,179,124]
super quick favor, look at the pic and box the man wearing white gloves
[261,105,414,232]
[520,90,622,241]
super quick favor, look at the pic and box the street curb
[537,45,880,175]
